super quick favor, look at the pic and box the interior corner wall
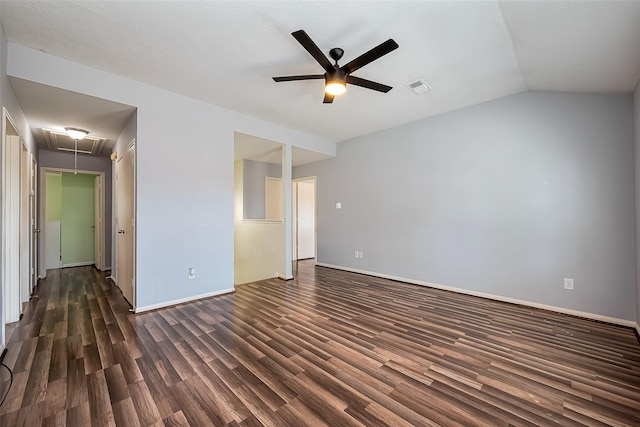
[7,43,335,310]
[39,150,113,268]
[294,91,635,322]
[634,80,640,328]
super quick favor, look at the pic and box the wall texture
[295,91,636,322]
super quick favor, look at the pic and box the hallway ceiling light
[65,127,89,140]
[64,127,89,174]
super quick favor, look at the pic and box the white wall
[634,80,640,329]
[6,43,335,310]
[295,91,636,323]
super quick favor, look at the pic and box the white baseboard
[62,261,94,268]
[316,262,637,329]
[135,288,235,313]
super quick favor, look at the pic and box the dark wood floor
[1,262,639,426]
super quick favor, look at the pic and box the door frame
[39,167,106,277]
[2,108,22,330]
[30,155,39,293]
[94,174,104,271]
[20,141,32,304]
[292,176,317,262]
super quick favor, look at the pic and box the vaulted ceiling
[2,1,640,149]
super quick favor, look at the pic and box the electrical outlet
[564,278,574,290]
[355,250,359,258]
[359,251,363,258]
[188,267,196,279]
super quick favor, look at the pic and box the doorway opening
[292,177,316,262]
[40,168,106,272]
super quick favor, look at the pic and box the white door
[295,179,316,259]
[116,142,135,307]
[3,134,21,323]
[20,143,30,303]
[94,175,103,270]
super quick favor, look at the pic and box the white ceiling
[2,1,640,153]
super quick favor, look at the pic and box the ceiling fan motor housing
[326,68,347,84]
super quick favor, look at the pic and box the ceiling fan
[272,30,399,103]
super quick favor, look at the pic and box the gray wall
[242,159,281,219]
[39,150,113,268]
[635,81,640,328]
[295,91,636,321]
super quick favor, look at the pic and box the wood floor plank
[1,264,639,426]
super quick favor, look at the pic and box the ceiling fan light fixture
[325,68,347,96]
[325,81,346,96]
[65,127,89,140]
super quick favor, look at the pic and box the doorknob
[33,228,40,233]
[118,229,125,234]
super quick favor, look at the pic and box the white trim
[242,219,283,224]
[316,262,637,328]
[635,323,640,337]
[62,261,94,268]
[135,288,235,313]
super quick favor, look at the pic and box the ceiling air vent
[406,79,432,95]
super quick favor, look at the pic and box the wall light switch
[336,202,342,209]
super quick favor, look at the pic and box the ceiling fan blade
[273,75,325,82]
[346,75,392,93]
[341,39,399,74]
[292,30,335,73]
[323,93,335,104]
